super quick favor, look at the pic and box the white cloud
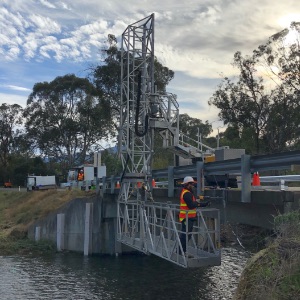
[78,20,109,35]
[0,33,11,46]
[2,85,32,92]
[0,0,300,122]
[59,2,71,11]
[29,14,61,35]
[23,38,39,60]
[39,0,56,9]
[6,47,20,61]
[0,93,29,107]
[60,37,77,47]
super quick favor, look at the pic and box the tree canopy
[179,113,212,139]
[23,74,113,171]
[0,103,24,182]
[209,52,270,153]
[210,22,300,154]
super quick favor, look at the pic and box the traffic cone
[116,181,120,188]
[152,178,156,188]
[252,172,261,186]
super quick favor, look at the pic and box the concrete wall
[27,194,129,255]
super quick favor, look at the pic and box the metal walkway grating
[117,199,221,268]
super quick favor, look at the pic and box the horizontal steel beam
[102,150,300,191]
[153,150,300,179]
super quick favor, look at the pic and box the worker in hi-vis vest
[77,169,84,181]
[179,176,210,255]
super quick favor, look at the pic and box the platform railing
[117,200,221,268]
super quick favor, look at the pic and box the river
[0,247,250,300]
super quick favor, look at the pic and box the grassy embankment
[234,211,300,300]
[0,189,93,255]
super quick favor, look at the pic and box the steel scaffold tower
[119,14,155,178]
[117,14,221,268]
[119,14,180,178]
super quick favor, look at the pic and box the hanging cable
[135,70,149,137]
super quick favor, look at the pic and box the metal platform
[117,195,221,268]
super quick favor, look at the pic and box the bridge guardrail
[100,150,300,201]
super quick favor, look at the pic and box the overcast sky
[1,0,300,131]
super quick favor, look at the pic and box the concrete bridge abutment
[27,188,300,255]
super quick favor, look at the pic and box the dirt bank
[0,189,95,255]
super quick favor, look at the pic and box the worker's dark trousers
[180,218,195,253]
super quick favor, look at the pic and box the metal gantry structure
[117,14,221,268]
[119,14,180,178]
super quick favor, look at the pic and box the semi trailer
[27,175,56,191]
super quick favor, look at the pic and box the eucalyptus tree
[23,74,113,171]
[253,22,300,93]
[252,22,300,152]
[179,113,213,147]
[210,21,300,155]
[0,103,24,181]
[209,52,270,154]
[263,87,300,152]
[179,113,212,136]
[221,125,261,155]
[92,34,120,127]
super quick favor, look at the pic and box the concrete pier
[56,213,65,251]
[84,203,93,256]
[35,226,41,242]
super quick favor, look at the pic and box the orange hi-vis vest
[179,188,197,222]
[77,173,84,181]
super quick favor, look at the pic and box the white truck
[27,175,56,191]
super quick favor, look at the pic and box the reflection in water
[0,247,250,300]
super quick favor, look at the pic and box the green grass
[234,211,300,300]
[0,235,56,256]
[0,189,94,255]
[278,268,300,299]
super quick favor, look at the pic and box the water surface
[0,247,250,300]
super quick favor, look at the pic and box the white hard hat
[182,176,196,185]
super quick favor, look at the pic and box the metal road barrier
[260,175,300,182]
[100,150,300,200]
[258,175,300,191]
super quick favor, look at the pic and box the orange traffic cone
[116,181,120,188]
[252,172,261,186]
[152,178,156,188]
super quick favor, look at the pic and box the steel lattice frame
[118,14,180,205]
[120,14,155,176]
[116,15,222,267]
